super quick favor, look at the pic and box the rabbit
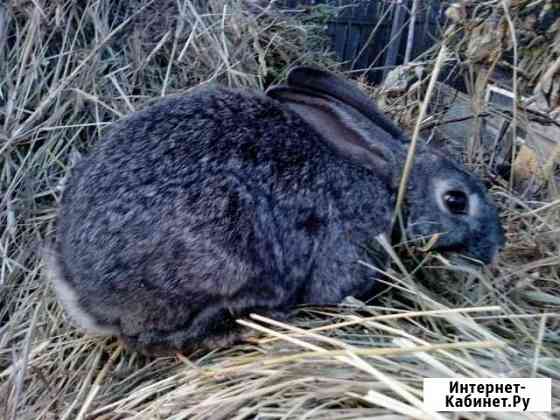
[46,66,505,354]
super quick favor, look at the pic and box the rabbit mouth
[446,253,487,268]
[425,243,492,267]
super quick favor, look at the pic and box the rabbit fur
[48,66,505,354]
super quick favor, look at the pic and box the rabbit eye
[443,190,468,215]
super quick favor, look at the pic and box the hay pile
[0,1,558,419]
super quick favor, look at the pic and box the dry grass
[1,1,559,419]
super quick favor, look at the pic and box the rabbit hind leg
[121,306,289,356]
[44,246,119,336]
[120,305,246,356]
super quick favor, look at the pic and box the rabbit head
[268,66,505,265]
[403,149,505,264]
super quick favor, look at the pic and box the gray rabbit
[47,67,505,354]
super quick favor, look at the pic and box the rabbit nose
[490,241,506,266]
[490,251,500,266]
[497,226,506,250]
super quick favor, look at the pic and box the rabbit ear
[287,66,406,142]
[267,84,397,183]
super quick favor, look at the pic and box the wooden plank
[429,81,559,178]
[383,0,408,79]
[281,0,445,82]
